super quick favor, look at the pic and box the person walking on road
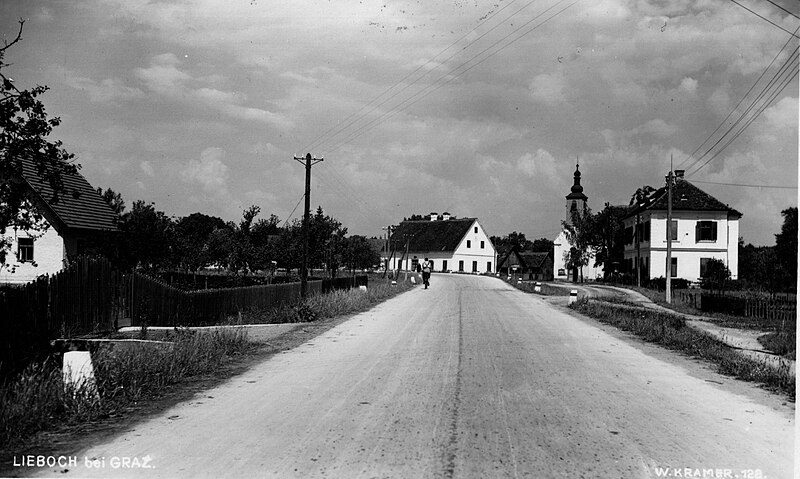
[421,257,432,289]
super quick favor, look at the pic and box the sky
[1,0,797,246]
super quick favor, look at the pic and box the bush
[646,276,690,290]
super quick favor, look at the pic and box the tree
[173,212,228,270]
[116,200,175,270]
[490,232,534,256]
[342,235,380,274]
[97,187,125,215]
[561,207,597,282]
[701,258,730,294]
[1,20,78,267]
[592,203,627,279]
[530,237,554,253]
[774,207,797,288]
[629,185,656,206]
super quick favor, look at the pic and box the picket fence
[676,290,797,327]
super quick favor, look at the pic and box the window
[625,226,634,245]
[442,260,448,271]
[18,237,34,262]
[466,240,471,248]
[472,261,478,272]
[670,257,678,278]
[696,221,717,242]
[668,220,678,241]
[487,262,492,272]
[643,221,650,242]
[480,241,485,249]
[700,258,712,277]
[458,260,464,272]
[474,226,478,233]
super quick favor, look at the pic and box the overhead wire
[676,28,798,170]
[760,0,800,20]
[685,46,799,176]
[692,180,797,189]
[324,0,578,155]
[729,0,800,37]
[299,0,526,154]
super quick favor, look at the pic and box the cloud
[529,73,566,103]
[140,161,154,177]
[516,149,558,178]
[135,55,292,129]
[59,68,145,104]
[679,77,698,94]
[181,147,230,193]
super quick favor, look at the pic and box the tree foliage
[774,207,797,287]
[561,207,597,282]
[1,21,78,267]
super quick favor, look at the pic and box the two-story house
[387,213,496,274]
[622,170,742,282]
[1,157,118,284]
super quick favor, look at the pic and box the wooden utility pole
[665,161,674,304]
[294,153,323,298]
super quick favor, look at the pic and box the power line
[729,0,800,38]
[324,0,578,154]
[692,179,797,189]
[761,0,800,20]
[300,0,528,154]
[686,50,798,176]
[677,29,798,170]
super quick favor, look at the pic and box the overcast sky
[1,0,797,245]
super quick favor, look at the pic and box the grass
[506,279,572,296]
[758,332,796,360]
[1,278,415,450]
[569,298,795,399]
[0,329,252,449]
[233,277,415,324]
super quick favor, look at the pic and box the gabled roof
[498,248,551,270]
[390,218,476,252]
[624,178,742,220]
[18,157,118,231]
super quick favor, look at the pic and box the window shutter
[711,222,717,241]
[695,222,701,242]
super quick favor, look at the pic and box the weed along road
[33,275,792,478]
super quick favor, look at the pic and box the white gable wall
[0,225,65,284]
[449,220,496,273]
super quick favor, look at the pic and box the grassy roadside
[614,285,796,359]
[504,279,572,296]
[0,278,415,454]
[569,298,795,399]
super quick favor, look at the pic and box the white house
[553,163,603,281]
[622,170,742,282]
[387,213,496,274]
[0,157,118,284]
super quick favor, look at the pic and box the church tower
[565,162,588,225]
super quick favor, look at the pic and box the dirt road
[29,274,793,478]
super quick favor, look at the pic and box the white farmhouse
[387,213,496,274]
[622,170,742,282]
[1,157,118,284]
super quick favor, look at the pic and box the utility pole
[294,153,323,298]
[665,156,674,304]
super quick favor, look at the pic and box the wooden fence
[1,256,367,376]
[0,257,127,375]
[130,273,367,326]
[691,292,797,326]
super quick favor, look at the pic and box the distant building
[553,163,603,281]
[497,248,554,281]
[622,171,742,281]
[387,213,496,274]
[0,158,118,284]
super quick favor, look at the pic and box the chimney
[442,212,451,220]
[674,169,685,178]
[430,212,438,221]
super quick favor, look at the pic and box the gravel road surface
[28,274,793,478]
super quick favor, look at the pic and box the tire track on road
[441,289,464,479]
